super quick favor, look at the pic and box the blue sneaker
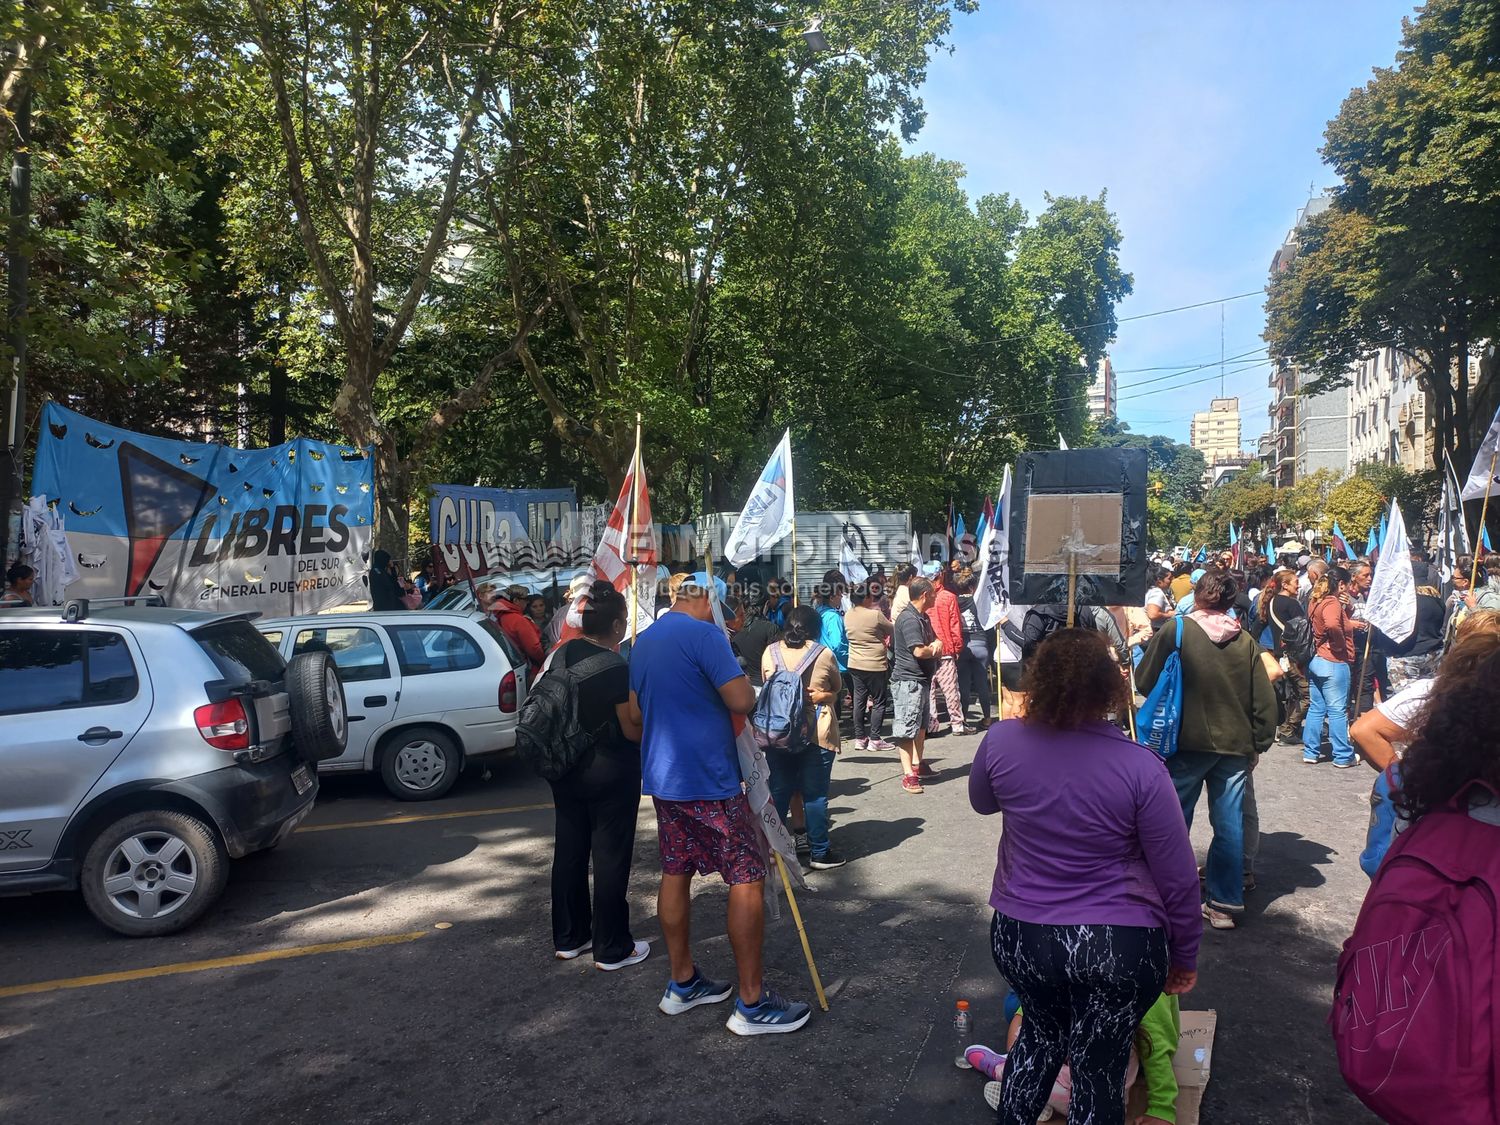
[657,968,733,1015]
[725,986,812,1035]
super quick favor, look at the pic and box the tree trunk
[374,437,411,563]
[1453,334,1473,472]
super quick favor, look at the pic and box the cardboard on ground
[1126,1008,1217,1125]
[1023,493,1123,576]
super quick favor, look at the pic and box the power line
[847,288,1268,378]
[965,290,1263,349]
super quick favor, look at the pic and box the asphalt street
[1,733,1379,1124]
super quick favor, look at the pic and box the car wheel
[286,650,348,761]
[80,811,228,937]
[379,727,461,801]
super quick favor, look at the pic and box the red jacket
[926,583,963,655]
[491,598,544,674]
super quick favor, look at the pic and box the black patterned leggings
[990,912,1169,1125]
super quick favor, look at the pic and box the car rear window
[292,626,390,683]
[0,629,139,715]
[387,624,484,675]
[475,617,523,671]
[193,620,286,684]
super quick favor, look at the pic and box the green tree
[1325,474,1386,541]
[1353,462,1440,539]
[472,0,978,502]
[1146,472,1193,551]
[1278,467,1342,531]
[209,0,529,549]
[1265,0,1500,469]
[1200,473,1277,544]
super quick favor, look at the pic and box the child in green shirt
[964,992,1181,1123]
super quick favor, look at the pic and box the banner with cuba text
[31,403,374,615]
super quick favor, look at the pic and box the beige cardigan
[761,641,842,751]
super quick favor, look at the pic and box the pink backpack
[1328,782,1500,1124]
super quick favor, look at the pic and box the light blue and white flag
[724,429,795,567]
[974,466,1012,628]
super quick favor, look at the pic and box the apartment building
[1087,356,1117,422]
[1267,195,1349,486]
[1190,397,1241,465]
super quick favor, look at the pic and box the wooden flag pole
[1066,552,1077,628]
[1470,446,1499,593]
[626,414,641,645]
[773,851,829,1011]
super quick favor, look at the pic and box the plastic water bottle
[953,1000,972,1068]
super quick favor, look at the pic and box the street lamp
[802,14,830,52]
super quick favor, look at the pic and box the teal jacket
[817,604,848,672]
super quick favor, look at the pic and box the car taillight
[195,699,251,750]
[499,670,518,713]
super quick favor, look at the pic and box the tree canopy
[1264,0,1500,472]
[3,0,1138,554]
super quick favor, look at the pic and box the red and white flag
[564,428,657,640]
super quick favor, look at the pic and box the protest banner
[30,403,373,614]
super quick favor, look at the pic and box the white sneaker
[554,942,591,960]
[983,1080,1053,1120]
[595,939,650,971]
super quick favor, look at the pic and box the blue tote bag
[1136,617,1184,759]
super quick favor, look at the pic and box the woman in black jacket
[368,549,406,610]
[1384,585,1447,690]
[547,581,648,971]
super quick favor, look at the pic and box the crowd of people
[363,529,1500,1117]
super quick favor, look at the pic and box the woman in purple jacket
[969,629,1201,1125]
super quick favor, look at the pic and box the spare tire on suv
[285,650,348,761]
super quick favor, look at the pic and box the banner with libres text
[31,403,374,614]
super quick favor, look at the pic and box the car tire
[379,727,461,801]
[80,811,228,937]
[286,650,348,761]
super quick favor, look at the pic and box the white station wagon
[256,611,527,800]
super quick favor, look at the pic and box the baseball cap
[921,561,943,578]
[1190,568,1206,584]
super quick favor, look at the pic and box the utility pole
[1,77,32,572]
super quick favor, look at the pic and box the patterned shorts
[653,794,768,885]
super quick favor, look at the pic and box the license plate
[291,763,314,795]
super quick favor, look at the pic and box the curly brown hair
[1020,629,1127,730]
[1394,636,1500,824]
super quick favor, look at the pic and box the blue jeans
[1167,750,1248,910]
[1360,765,1401,878]
[1303,656,1354,764]
[767,746,835,859]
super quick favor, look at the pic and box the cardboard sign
[1007,448,1149,606]
[1127,1008,1217,1125]
[31,403,374,614]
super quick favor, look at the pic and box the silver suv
[0,598,346,936]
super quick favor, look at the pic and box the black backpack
[516,649,618,781]
[1271,600,1315,667]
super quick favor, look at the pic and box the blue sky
[907,0,1417,446]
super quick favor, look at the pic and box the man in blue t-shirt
[628,574,811,1036]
